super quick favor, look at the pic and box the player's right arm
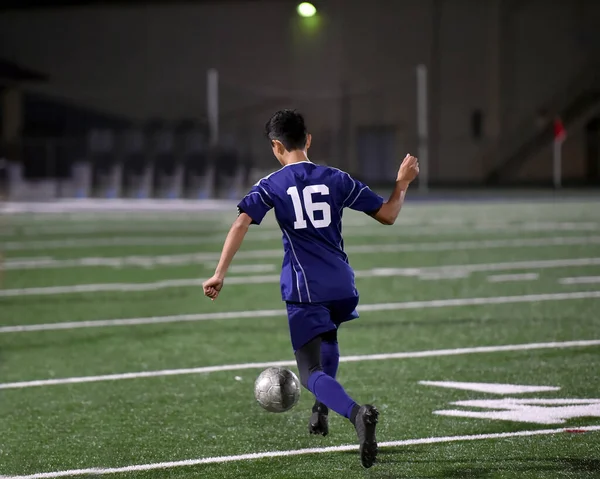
[370,154,419,225]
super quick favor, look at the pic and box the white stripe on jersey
[347,186,369,208]
[342,175,356,207]
[245,191,270,208]
[282,229,312,303]
[254,161,313,185]
[257,184,272,201]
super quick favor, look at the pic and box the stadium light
[297,2,317,18]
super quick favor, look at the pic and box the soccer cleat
[354,404,379,468]
[308,404,329,436]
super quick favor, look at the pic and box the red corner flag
[554,117,566,143]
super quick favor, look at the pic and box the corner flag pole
[553,116,566,189]
[416,64,429,193]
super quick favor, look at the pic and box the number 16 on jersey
[287,185,332,230]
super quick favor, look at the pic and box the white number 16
[286,184,331,229]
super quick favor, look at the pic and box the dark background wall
[1,0,599,182]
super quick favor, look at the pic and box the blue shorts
[286,297,360,352]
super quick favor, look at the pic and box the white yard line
[3,426,600,478]
[227,264,276,274]
[1,235,250,251]
[4,232,600,253]
[5,236,600,270]
[1,339,599,390]
[559,276,600,285]
[1,199,239,215]
[2,220,596,239]
[3,257,600,298]
[3,290,600,333]
[1,229,452,249]
[373,257,600,277]
[487,273,540,283]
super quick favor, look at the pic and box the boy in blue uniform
[203,110,419,468]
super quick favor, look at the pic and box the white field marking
[3,257,600,298]
[1,199,239,215]
[475,221,599,232]
[3,427,600,479]
[2,219,596,238]
[3,256,53,263]
[419,271,470,280]
[3,290,600,333]
[0,223,435,239]
[419,381,561,395]
[1,339,599,390]
[0,309,283,333]
[0,258,600,298]
[0,219,448,237]
[226,264,276,274]
[0,276,269,298]
[434,399,600,425]
[487,273,540,283]
[0,223,225,238]
[3,254,600,299]
[2,227,466,249]
[1,235,263,251]
[4,236,600,271]
[4,230,600,253]
[368,257,600,278]
[559,276,600,285]
[0,218,431,237]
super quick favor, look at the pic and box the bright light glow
[297,2,317,18]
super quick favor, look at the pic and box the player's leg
[321,328,340,379]
[295,334,359,422]
[288,301,379,468]
[295,334,379,467]
[309,328,339,435]
[287,301,357,420]
[329,296,379,468]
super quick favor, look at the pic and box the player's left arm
[203,212,253,301]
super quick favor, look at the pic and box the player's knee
[299,362,322,389]
[296,351,323,389]
[295,337,324,389]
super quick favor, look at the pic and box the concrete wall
[1,0,599,180]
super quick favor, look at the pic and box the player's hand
[397,154,420,183]
[203,275,224,301]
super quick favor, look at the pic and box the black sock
[312,401,328,415]
[349,404,361,426]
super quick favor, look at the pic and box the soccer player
[203,110,419,468]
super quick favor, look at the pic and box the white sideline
[3,426,600,479]
[3,257,600,298]
[3,234,600,258]
[2,290,600,333]
[1,339,599,390]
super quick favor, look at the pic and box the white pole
[207,68,219,147]
[416,64,429,192]
[553,139,562,189]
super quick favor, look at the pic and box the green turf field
[1,198,600,478]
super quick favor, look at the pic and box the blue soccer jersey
[237,161,384,303]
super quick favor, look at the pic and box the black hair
[265,109,308,151]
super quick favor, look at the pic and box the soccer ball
[254,367,301,413]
